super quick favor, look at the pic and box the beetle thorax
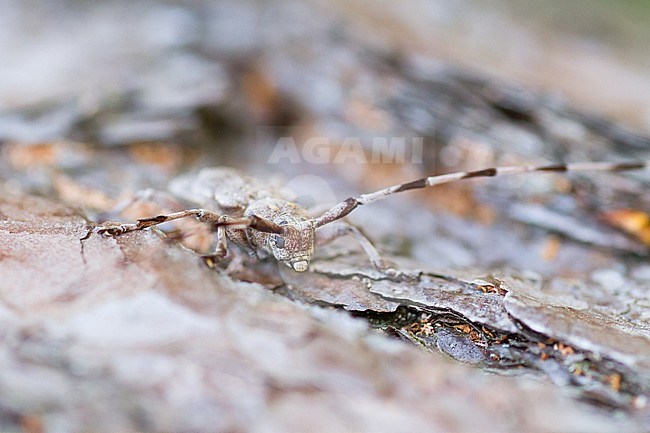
[244,198,315,272]
[268,221,315,271]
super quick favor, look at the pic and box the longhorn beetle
[96,161,648,276]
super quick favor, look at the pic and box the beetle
[96,161,648,275]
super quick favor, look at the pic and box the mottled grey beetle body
[169,168,315,271]
[168,167,291,217]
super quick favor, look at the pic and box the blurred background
[2,0,649,127]
[1,0,650,276]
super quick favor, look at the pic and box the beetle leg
[202,225,229,268]
[96,208,220,236]
[316,221,420,281]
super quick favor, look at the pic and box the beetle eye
[273,235,285,249]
